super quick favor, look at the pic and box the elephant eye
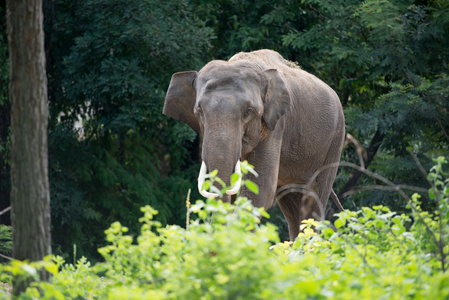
[245,107,253,117]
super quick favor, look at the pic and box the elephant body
[164,49,345,240]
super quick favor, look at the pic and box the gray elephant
[163,49,345,240]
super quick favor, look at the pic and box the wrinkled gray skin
[163,50,345,240]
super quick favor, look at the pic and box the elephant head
[163,61,291,199]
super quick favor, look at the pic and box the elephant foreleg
[241,133,283,210]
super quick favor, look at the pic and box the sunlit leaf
[245,180,259,195]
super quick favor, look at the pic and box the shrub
[1,158,448,299]
[0,225,12,260]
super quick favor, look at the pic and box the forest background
[0,0,448,262]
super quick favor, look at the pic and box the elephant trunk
[197,128,243,199]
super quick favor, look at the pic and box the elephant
[163,49,345,241]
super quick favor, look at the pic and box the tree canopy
[0,0,447,261]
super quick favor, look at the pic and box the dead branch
[0,206,11,216]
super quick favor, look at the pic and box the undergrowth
[0,158,448,299]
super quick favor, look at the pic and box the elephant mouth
[197,160,242,198]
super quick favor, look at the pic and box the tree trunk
[7,0,52,295]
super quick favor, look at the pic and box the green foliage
[272,206,449,299]
[42,0,214,261]
[191,0,305,59]
[1,160,449,299]
[273,0,449,211]
[59,0,212,129]
[189,0,449,214]
[0,225,11,258]
[1,0,448,278]
[1,196,448,299]
[410,156,449,270]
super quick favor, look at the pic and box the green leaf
[322,227,335,239]
[245,180,259,195]
[240,160,259,177]
[230,173,240,185]
[210,169,219,177]
[259,208,270,219]
[335,218,345,229]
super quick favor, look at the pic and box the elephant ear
[163,71,200,132]
[262,69,292,131]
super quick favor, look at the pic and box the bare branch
[0,253,13,261]
[276,151,447,271]
[345,133,367,169]
[303,152,447,271]
[275,184,324,220]
[342,184,428,198]
[0,206,11,216]
[338,130,386,200]
[408,150,433,188]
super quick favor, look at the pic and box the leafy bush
[409,156,449,271]
[0,225,11,260]
[1,159,449,299]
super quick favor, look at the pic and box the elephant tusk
[226,160,242,195]
[198,161,219,198]
[197,160,242,198]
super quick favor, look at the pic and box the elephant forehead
[196,76,262,108]
[198,91,243,113]
[197,63,263,92]
[203,77,247,93]
[197,88,262,114]
[199,75,258,96]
